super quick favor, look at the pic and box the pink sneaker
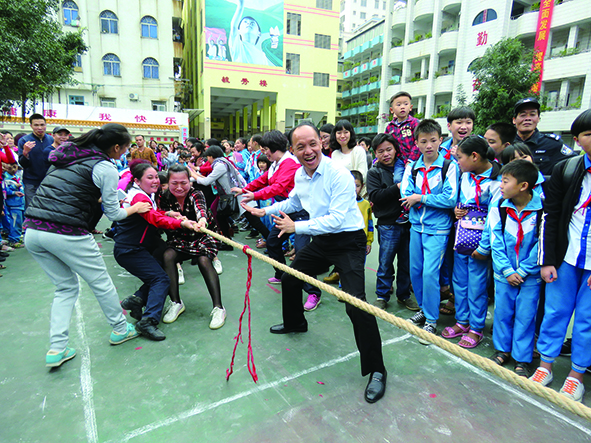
[304,294,321,311]
[268,277,282,285]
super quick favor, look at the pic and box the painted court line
[112,334,413,442]
[430,346,591,436]
[265,283,281,294]
[74,289,99,443]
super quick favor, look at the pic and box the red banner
[531,1,554,94]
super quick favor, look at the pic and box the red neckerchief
[575,167,591,213]
[506,208,532,259]
[419,166,436,195]
[470,173,486,209]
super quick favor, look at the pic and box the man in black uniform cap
[513,97,575,176]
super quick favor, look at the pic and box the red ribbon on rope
[226,245,258,383]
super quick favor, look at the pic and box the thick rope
[203,227,591,422]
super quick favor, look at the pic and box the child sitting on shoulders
[530,109,591,403]
[488,160,543,377]
[401,119,459,342]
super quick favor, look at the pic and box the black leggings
[161,247,222,308]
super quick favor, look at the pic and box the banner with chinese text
[531,0,554,94]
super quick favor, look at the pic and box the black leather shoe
[0,256,6,262]
[121,295,144,321]
[269,322,308,334]
[135,318,166,341]
[364,370,387,403]
[0,252,9,257]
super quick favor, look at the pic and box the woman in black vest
[24,123,152,368]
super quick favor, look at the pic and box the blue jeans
[375,224,411,302]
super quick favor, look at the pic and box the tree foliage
[0,0,87,118]
[469,38,539,135]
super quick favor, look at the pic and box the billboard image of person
[205,0,283,67]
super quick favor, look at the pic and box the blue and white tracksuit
[453,166,501,331]
[490,195,542,363]
[401,153,459,324]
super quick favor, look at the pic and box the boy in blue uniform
[530,109,591,402]
[488,160,543,377]
[439,106,475,161]
[401,119,459,341]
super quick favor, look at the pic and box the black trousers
[281,229,385,376]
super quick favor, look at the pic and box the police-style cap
[514,97,540,116]
[53,126,71,134]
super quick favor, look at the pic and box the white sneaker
[559,377,585,402]
[213,258,223,275]
[209,307,226,329]
[163,301,185,323]
[178,266,185,285]
[529,367,553,386]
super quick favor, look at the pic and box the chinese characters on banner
[220,76,268,87]
[531,0,554,94]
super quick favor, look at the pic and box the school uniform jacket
[490,193,543,283]
[400,153,459,235]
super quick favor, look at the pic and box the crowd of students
[8,95,591,404]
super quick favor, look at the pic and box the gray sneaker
[374,298,388,310]
[418,323,437,345]
[398,297,420,311]
[407,310,426,326]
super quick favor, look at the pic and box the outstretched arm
[230,0,245,44]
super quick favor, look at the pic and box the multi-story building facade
[339,0,591,144]
[339,0,387,35]
[181,0,340,139]
[0,0,189,141]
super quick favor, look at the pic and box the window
[102,53,121,76]
[63,1,79,26]
[100,10,118,34]
[101,98,116,108]
[69,95,84,105]
[286,53,300,75]
[73,54,82,71]
[383,1,386,9]
[361,0,367,6]
[375,0,379,8]
[314,34,331,49]
[472,9,497,26]
[152,101,167,112]
[316,0,332,9]
[313,72,329,87]
[286,13,301,36]
[360,12,366,19]
[141,16,158,39]
[142,58,159,79]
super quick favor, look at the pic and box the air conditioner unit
[129,93,139,101]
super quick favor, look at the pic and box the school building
[180,0,340,139]
[340,0,591,143]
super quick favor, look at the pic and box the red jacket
[244,155,300,200]
[1,145,17,183]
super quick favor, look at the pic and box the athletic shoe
[268,277,281,285]
[304,294,321,311]
[213,258,223,275]
[559,377,585,402]
[135,318,166,341]
[529,367,553,387]
[102,229,115,241]
[418,323,437,345]
[178,266,185,285]
[7,241,23,249]
[109,322,139,345]
[560,338,572,356]
[397,297,420,311]
[163,301,185,324]
[46,347,77,368]
[407,310,426,326]
[209,307,226,329]
[374,298,388,310]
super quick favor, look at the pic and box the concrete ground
[1,219,590,442]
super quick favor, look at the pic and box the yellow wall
[182,0,339,139]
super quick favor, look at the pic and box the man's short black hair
[571,109,591,138]
[415,119,442,139]
[135,134,144,140]
[447,106,475,124]
[29,113,45,124]
[371,133,399,151]
[288,121,320,146]
[251,134,263,145]
[389,91,412,106]
[500,159,539,195]
[487,122,517,145]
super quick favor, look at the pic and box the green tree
[468,38,539,134]
[0,0,87,119]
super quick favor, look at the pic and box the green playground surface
[1,219,590,442]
